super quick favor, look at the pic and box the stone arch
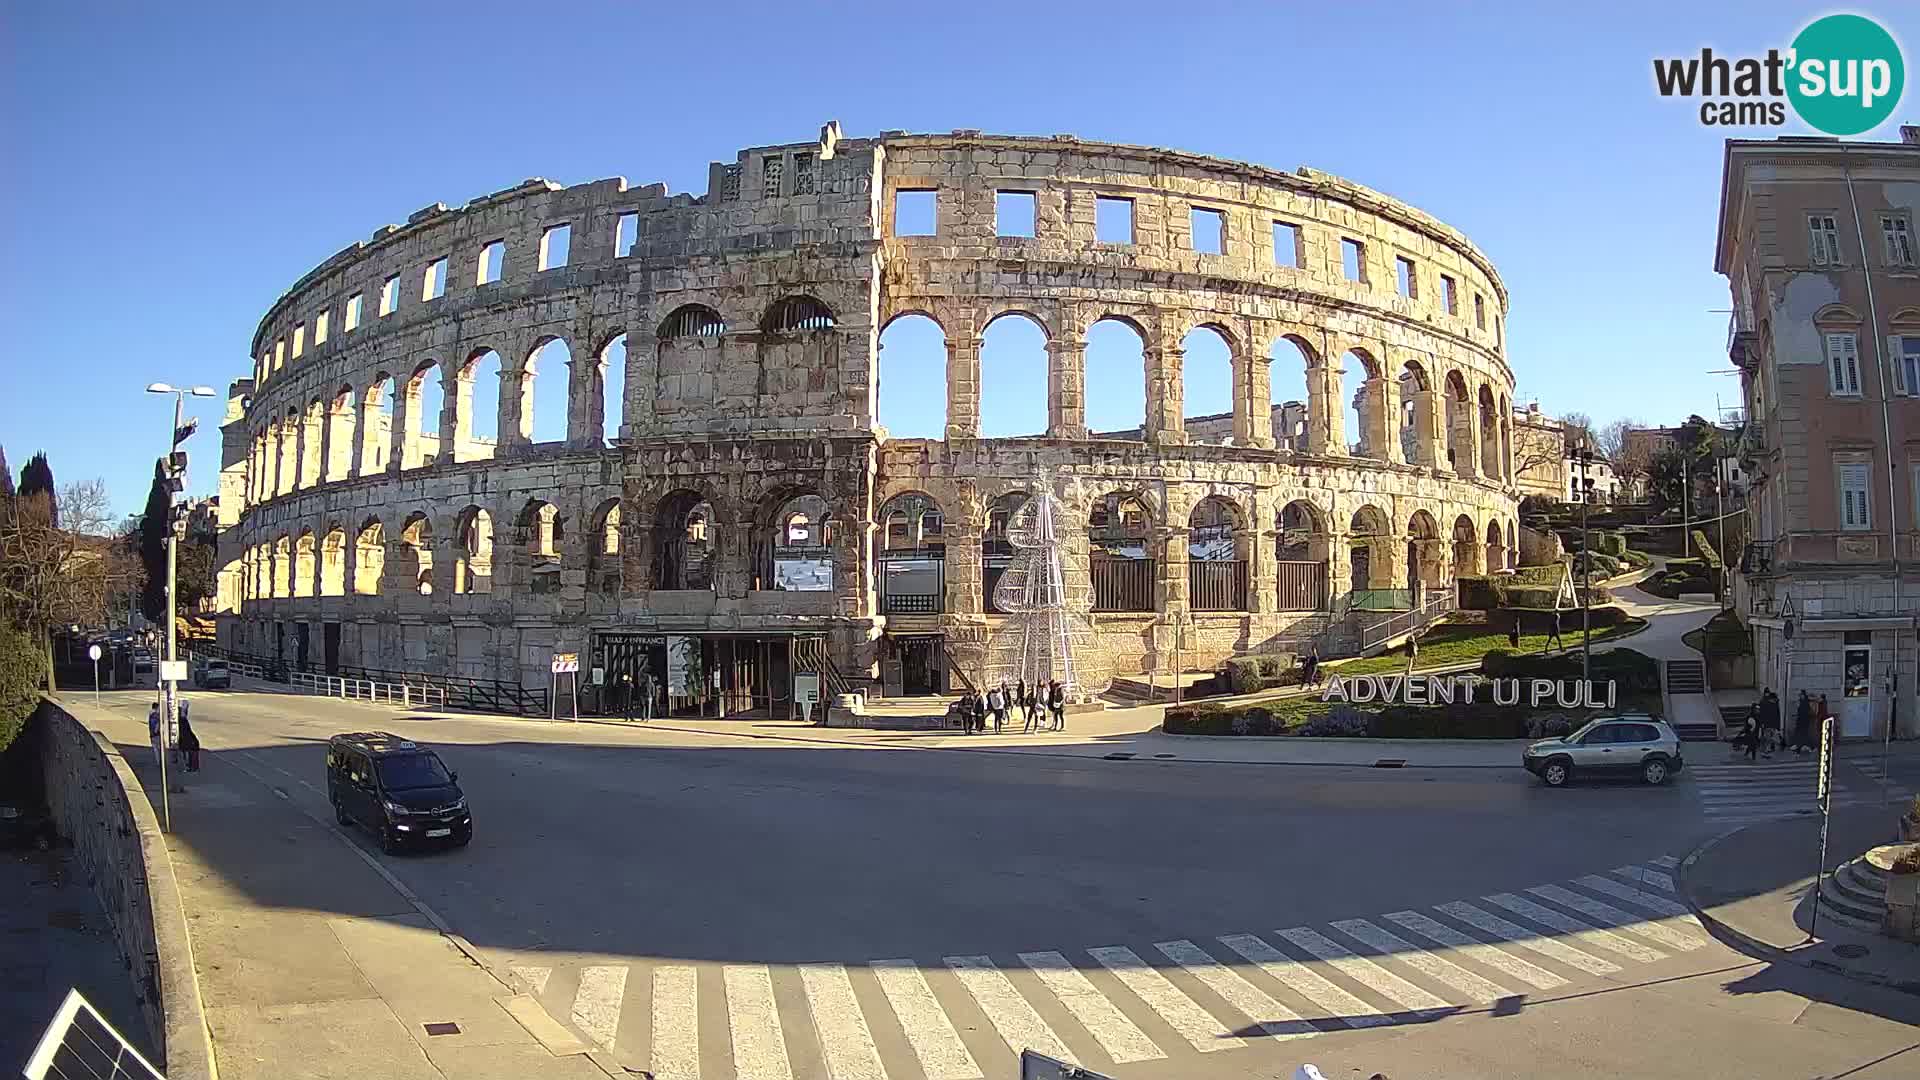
[1188,494,1249,611]
[320,526,347,596]
[655,305,726,419]
[1452,513,1482,578]
[326,385,356,482]
[1275,498,1331,610]
[524,336,571,444]
[1341,346,1387,459]
[517,499,564,594]
[1267,333,1318,452]
[400,512,434,595]
[651,488,717,591]
[876,491,945,615]
[980,311,1048,438]
[1397,358,1435,466]
[982,490,1031,614]
[354,518,384,595]
[361,374,394,475]
[1348,504,1393,593]
[1477,383,1501,481]
[1089,490,1155,612]
[399,361,442,470]
[1486,518,1506,575]
[272,534,291,598]
[293,529,316,597]
[1182,324,1236,445]
[598,332,628,445]
[762,295,837,334]
[1084,316,1148,439]
[1499,393,1514,486]
[1406,508,1446,591]
[753,489,833,592]
[458,347,504,459]
[1443,369,1473,476]
[300,398,325,487]
[588,498,623,594]
[877,312,947,440]
[454,506,494,594]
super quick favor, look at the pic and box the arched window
[400,363,442,470]
[461,349,503,458]
[1486,519,1506,576]
[878,492,945,614]
[525,338,571,444]
[521,501,563,594]
[1268,335,1316,452]
[659,304,725,341]
[1085,317,1146,438]
[980,313,1047,438]
[656,306,726,418]
[401,514,434,595]
[361,375,394,476]
[326,386,356,482]
[877,313,948,440]
[600,334,627,445]
[652,490,715,591]
[1478,384,1501,481]
[758,492,832,591]
[1187,495,1247,611]
[321,528,347,596]
[293,530,316,597]
[1452,514,1481,579]
[1397,360,1432,466]
[1348,506,1391,599]
[455,507,493,594]
[982,491,1030,613]
[763,295,836,333]
[300,400,325,487]
[1342,348,1383,459]
[354,520,384,595]
[1276,500,1330,611]
[271,535,291,597]
[1444,371,1473,476]
[1182,325,1234,444]
[1089,492,1154,612]
[589,499,622,594]
[1406,510,1444,592]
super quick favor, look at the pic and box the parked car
[1524,715,1684,787]
[131,648,154,675]
[326,732,471,853]
[193,659,230,689]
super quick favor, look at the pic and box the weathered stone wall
[218,127,1520,685]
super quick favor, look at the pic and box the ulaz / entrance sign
[1321,674,1618,709]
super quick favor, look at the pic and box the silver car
[1523,715,1685,787]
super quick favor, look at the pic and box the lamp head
[146,383,177,394]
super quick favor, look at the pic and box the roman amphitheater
[212,123,1520,715]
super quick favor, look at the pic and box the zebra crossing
[1689,758,1913,826]
[505,857,1703,1078]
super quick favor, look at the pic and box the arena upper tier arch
[212,124,1520,710]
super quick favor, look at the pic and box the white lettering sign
[1318,674,1619,708]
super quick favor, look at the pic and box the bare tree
[1597,418,1654,499]
[1560,411,1593,453]
[0,478,142,688]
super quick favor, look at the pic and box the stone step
[1832,860,1887,907]
[1819,871,1885,923]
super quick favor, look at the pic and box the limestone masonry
[214,125,1520,711]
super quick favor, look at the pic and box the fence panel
[1274,560,1328,611]
[1092,557,1155,612]
[1188,560,1248,611]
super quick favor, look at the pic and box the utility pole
[147,382,215,831]
[1577,444,1593,684]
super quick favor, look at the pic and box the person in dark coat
[1302,647,1320,688]
[973,689,988,733]
[1757,690,1781,757]
[1740,707,1761,761]
[1791,690,1814,753]
[178,711,201,772]
[1049,680,1066,731]
[1507,618,1521,650]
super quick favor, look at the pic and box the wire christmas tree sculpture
[980,476,1111,700]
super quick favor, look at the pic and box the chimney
[1902,124,1920,145]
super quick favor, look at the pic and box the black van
[325,732,471,853]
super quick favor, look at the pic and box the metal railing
[288,669,450,708]
[1091,557,1155,612]
[1274,559,1329,611]
[1349,588,1413,611]
[1357,589,1457,651]
[197,645,545,715]
[1188,560,1248,612]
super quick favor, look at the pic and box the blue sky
[3,2,1912,515]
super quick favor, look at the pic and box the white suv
[1523,715,1684,787]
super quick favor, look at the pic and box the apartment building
[1717,130,1920,742]
[1512,403,1567,501]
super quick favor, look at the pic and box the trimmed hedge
[1222,653,1298,695]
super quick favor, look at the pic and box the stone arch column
[945,486,985,616]
[439,361,469,463]
[1239,498,1267,614]
[1365,372,1402,464]
[622,331,657,441]
[1242,350,1275,449]
[1412,386,1444,468]
[278,418,298,494]
[499,356,534,452]
[568,350,604,449]
[946,332,982,440]
[1146,344,1185,445]
[1046,336,1087,439]
[1307,360,1343,456]
[1451,392,1480,477]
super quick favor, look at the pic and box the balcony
[1726,311,1760,370]
[1736,421,1767,466]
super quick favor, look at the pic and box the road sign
[793,672,820,706]
[550,652,579,674]
[158,660,187,683]
[87,644,102,661]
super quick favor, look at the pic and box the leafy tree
[0,446,12,499]
[0,621,40,754]
[17,452,54,526]
[138,459,170,621]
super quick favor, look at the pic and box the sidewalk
[64,698,607,1080]
[1678,804,1920,991]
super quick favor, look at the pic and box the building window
[1911,463,1920,528]
[1474,292,1486,329]
[1840,461,1871,530]
[762,155,784,198]
[1272,221,1300,268]
[1440,274,1458,314]
[274,338,285,369]
[1900,335,1920,395]
[314,310,329,345]
[1341,238,1366,282]
[1826,332,1862,396]
[423,256,447,301]
[996,191,1036,237]
[539,224,570,270]
[614,214,638,258]
[893,189,936,236]
[1096,196,1134,244]
[379,275,400,316]
[475,241,503,285]
[1809,214,1843,266]
[1394,256,1417,298]
[291,325,305,358]
[792,153,814,195]
[345,293,363,331]
[1191,207,1224,254]
[1884,215,1916,266]
[719,164,741,203]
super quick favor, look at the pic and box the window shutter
[1811,219,1825,264]
[1840,462,1871,529]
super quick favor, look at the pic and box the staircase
[1666,658,1707,694]
[1818,850,1892,931]
[791,635,854,699]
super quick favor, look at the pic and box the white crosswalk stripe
[871,961,980,1080]
[1435,900,1622,976]
[572,966,627,1051]
[800,964,887,1080]
[1527,884,1707,952]
[1330,918,1513,1003]
[1684,761,1911,825]
[946,955,1075,1063]
[1483,892,1669,964]
[513,858,1709,1074]
[1212,934,1384,1031]
[1019,951,1163,1064]
[1649,854,1679,868]
[1380,910,1567,990]
[1086,946,1245,1053]
[651,965,700,1080]
[1275,927,1451,1016]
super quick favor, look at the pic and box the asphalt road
[92,687,1920,1079]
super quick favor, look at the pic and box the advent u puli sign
[1320,674,1618,710]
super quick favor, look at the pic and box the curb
[1676,820,1919,995]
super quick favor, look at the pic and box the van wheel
[1642,757,1670,785]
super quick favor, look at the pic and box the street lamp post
[1576,445,1593,684]
[147,382,216,831]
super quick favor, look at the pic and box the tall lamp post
[1573,443,1595,683]
[147,382,216,831]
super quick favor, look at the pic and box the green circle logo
[1788,14,1904,136]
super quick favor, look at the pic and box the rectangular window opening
[894,189,936,236]
[1096,196,1135,244]
[539,224,571,271]
[1474,293,1486,329]
[1395,255,1417,299]
[314,310,329,345]
[792,152,815,195]
[1810,214,1843,266]
[379,275,399,316]
[345,293,363,331]
[1839,460,1871,530]
[1883,215,1915,266]
[1901,335,1920,395]
[423,256,447,301]
[1341,238,1366,283]
[1191,207,1225,255]
[1272,221,1300,268]
[273,339,285,370]
[614,214,638,258]
[1826,333,1862,395]
[762,155,784,199]
[292,325,305,358]
[1440,274,1458,314]
[996,190,1036,238]
[477,241,504,284]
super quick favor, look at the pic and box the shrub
[0,623,42,755]
[1506,585,1563,609]
[1223,657,1264,695]
[1598,532,1627,557]
[1526,714,1576,739]
[1220,653,1297,695]
[1298,707,1369,738]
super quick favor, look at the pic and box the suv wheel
[1542,759,1571,787]
[1642,757,1670,785]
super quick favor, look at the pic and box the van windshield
[376,753,452,790]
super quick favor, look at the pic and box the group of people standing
[957,679,1066,734]
[1737,689,1828,760]
[147,698,201,772]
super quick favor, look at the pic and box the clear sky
[4,1,1913,516]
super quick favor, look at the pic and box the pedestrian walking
[1507,617,1521,651]
[974,689,989,733]
[1791,690,1814,753]
[1022,683,1039,731]
[1546,610,1564,651]
[178,711,201,772]
[986,685,1002,734]
[1302,647,1320,688]
[147,701,164,769]
[1740,707,1761,762]
[1404,633,1420,675]
[1015,678,1030,730]
[1758,689,1781,757]
[637,669,656,722]
[175,699,190,767]
[1049,680,1065,731]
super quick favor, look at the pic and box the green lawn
[1327,617,1645,677]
